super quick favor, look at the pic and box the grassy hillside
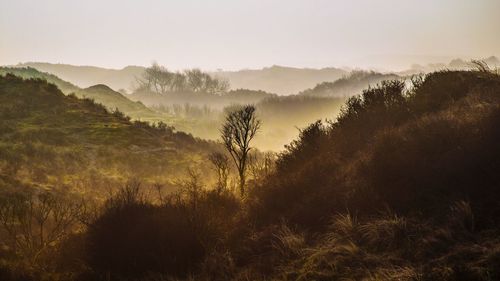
[0,67,343,151]
[0,67,166,122]
[76,84,164,121]
[0,66,79,94]
[0,74,216,195]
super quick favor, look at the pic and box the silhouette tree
[139,62,171,94]
[209,152,230,194]
[221,105,261,196]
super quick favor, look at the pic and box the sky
[1,0,499,71]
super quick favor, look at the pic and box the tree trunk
[239,169,245,196]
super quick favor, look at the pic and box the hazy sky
[1,0,499,71]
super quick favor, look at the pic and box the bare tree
[171,72,187,91]
[206,76,230,95]
[174,168,204,223]
[138,62,173,94]
[0,191,83,266]
[185,68,229,94]
[221,105,261,195]
[185,69,206,92]
[208,152,230,193]
[249,152,276,182]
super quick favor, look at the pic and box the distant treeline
[136,63,229,95]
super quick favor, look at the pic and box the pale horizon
[1,0,500,71]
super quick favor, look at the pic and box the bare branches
[208,152,230,193]
[248,152,276,182]
[220,105,261,195]
[0,191,83,266]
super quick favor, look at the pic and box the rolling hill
[14,59,499,97]
[76,84,163,121]
[0,67,166,122]
[15,63,349,95]
[16,62,144,92]
[0,66,79,94]
[0,74,217,196]
[0,67,344,151]
[215,65,347,95]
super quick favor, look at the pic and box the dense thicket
[251,71,500,228]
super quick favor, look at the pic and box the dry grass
[257,206,497,281]
[272,224,306,259]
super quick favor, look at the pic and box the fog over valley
[1,1,499,280]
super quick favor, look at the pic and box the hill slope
[0,74,215,195]
[299,70,400,97]
[0,66,80,93]
[16,62,144,92]
[240,70,500,280]
[0,67,165,122]
[76,84,164,121]
[216,65,347,95]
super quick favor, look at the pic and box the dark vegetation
[0,69,499,280]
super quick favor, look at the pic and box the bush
[249,70,500,230]
[86,202,205,280]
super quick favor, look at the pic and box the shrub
[86,202,204,280]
